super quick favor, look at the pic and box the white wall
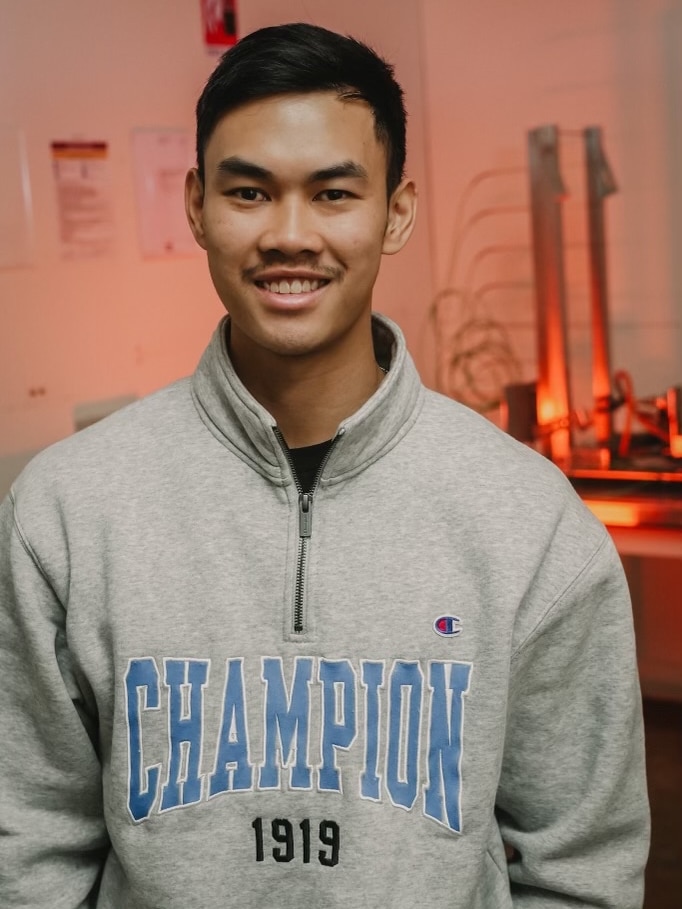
[0,0,434,493]
[0,1,221,463]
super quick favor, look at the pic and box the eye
[228,187,269,202]
[315,188,353,202]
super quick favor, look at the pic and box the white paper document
[51,140,114,259]
[131,128,198,259]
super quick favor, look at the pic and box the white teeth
[263,279,322,294]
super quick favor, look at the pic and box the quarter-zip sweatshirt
[272,426,339,634]
[0,314,649,908]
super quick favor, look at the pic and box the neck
[228,325,384,448]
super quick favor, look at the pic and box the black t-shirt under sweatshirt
[288,439,334,494]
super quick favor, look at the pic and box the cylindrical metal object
[527,125,572,466]
[584,126,618,451]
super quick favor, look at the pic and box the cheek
[346,231,387,271]
[204,234,244,292]
[202,202,257,252]
[335,214,388,259]
[203,215,243,254]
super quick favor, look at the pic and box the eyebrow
[309,161,369,183]
[216,157,272,180]
[215,156,369,184]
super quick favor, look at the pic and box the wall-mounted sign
[201,0,238,50]
[50,141,114,259]
[131,128,198,259]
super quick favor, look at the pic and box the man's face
[186,91,415,364]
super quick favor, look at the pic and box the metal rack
[509,124,682,528]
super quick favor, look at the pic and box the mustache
[243,256,342,282]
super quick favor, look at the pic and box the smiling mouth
[256,278,330,294]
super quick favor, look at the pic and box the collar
[190,313,424,487]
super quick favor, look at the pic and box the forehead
[204,91,387,178]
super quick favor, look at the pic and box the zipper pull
[299,493,313,538]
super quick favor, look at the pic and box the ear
[185,168,208,250]
[382,178,417,255]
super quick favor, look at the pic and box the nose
[257,195,323,257]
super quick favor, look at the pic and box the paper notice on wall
[0,127,34,269]
[131,128,199,259]
[201,0,238,50]
[51,141,114,259]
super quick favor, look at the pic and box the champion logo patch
[433,615,462,637]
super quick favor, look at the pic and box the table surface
[604,524,682,559]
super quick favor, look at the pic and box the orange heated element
[537,397,560,424]
[585,500,640,528]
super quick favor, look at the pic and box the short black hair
[195,22,407,198]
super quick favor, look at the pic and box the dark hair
[195,22,406,197]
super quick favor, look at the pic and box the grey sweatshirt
[0,315,649,908]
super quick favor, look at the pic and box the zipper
[273,427,343,634]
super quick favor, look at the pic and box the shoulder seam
[510,529,611,662]
[8,490,65,603]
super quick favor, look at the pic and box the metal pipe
[527,125,572,466]
[584,126,618,452]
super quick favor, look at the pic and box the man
[0,22,649,908]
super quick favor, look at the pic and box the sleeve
[0,493,109,908]
[496,532,650,908]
